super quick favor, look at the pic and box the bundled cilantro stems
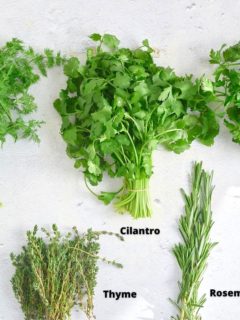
[171,162,217,320]
[11,225,123,320]
[0,38,62,145]
[55,33,219,219]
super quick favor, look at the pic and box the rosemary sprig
[171,162,217,320]
[11,225,123,320]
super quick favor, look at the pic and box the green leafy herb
[210,42,240,143]
[171,162,217,320]
[0,38,62,145]
[11,225,123,320]
[55,33,219,218]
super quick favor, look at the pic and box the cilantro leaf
[98,191,118,204]
[223,42,240,62]
[102,34,120,50]
[201,77,214,93]
[64,57,80,78]
[89,33,102,42]
[62,127,77,145]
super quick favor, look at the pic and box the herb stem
[122,125,139,165]
[0,103,13,122]
[84,176,99,197]
[171,162,217,320]
[154,128,183,139]
[115,176,151,218]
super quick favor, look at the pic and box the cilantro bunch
[11,225,123,320]
[0,38,62,145]
[210,42,240,143]
[54,33,219,218]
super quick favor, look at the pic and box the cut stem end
[115,177,152,219]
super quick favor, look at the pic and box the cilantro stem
[120,145,131,163]
[115,177,151,218]
[154,128,183,139]
[124,113,143,139]
[84,175,123,204]
[113,151,126,166]
[138,128,183,164]
[84,176,99,197]
[122,125,139,165]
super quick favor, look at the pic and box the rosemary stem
[171,162,217,320]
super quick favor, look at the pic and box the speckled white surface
[1,1,240,319]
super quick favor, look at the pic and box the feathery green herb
[171,162,217,320]
[54,33,219,218]
[11,225,123,320]
[0,38,62,145]
[210,42,240,143]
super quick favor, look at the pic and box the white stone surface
[1,0,240,319]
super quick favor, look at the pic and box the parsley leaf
[0,38,63,146]
[210,42,240,143]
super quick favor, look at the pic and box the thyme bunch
[171,162,217,320]
[11,225,123,320]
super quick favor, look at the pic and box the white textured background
[1,0,240,319]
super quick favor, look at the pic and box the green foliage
[11,225,123,320]
[171,162,217,320]
[210,42,240,143]
[0,38,62,145]
[55,33,219,218]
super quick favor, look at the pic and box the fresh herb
[0,38,62,145]
[210,42,240,143]
[54,33,219,218]
[11,225,123,320]
[171,162,217,320]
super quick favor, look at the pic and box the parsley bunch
[210,42,240,143]
[171,162,217,320]
[11,225,123,320]
[54,33,219,218]
[0,38,62,145]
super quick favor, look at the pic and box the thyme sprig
[171,162,217,320]
[11,225,123,320]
